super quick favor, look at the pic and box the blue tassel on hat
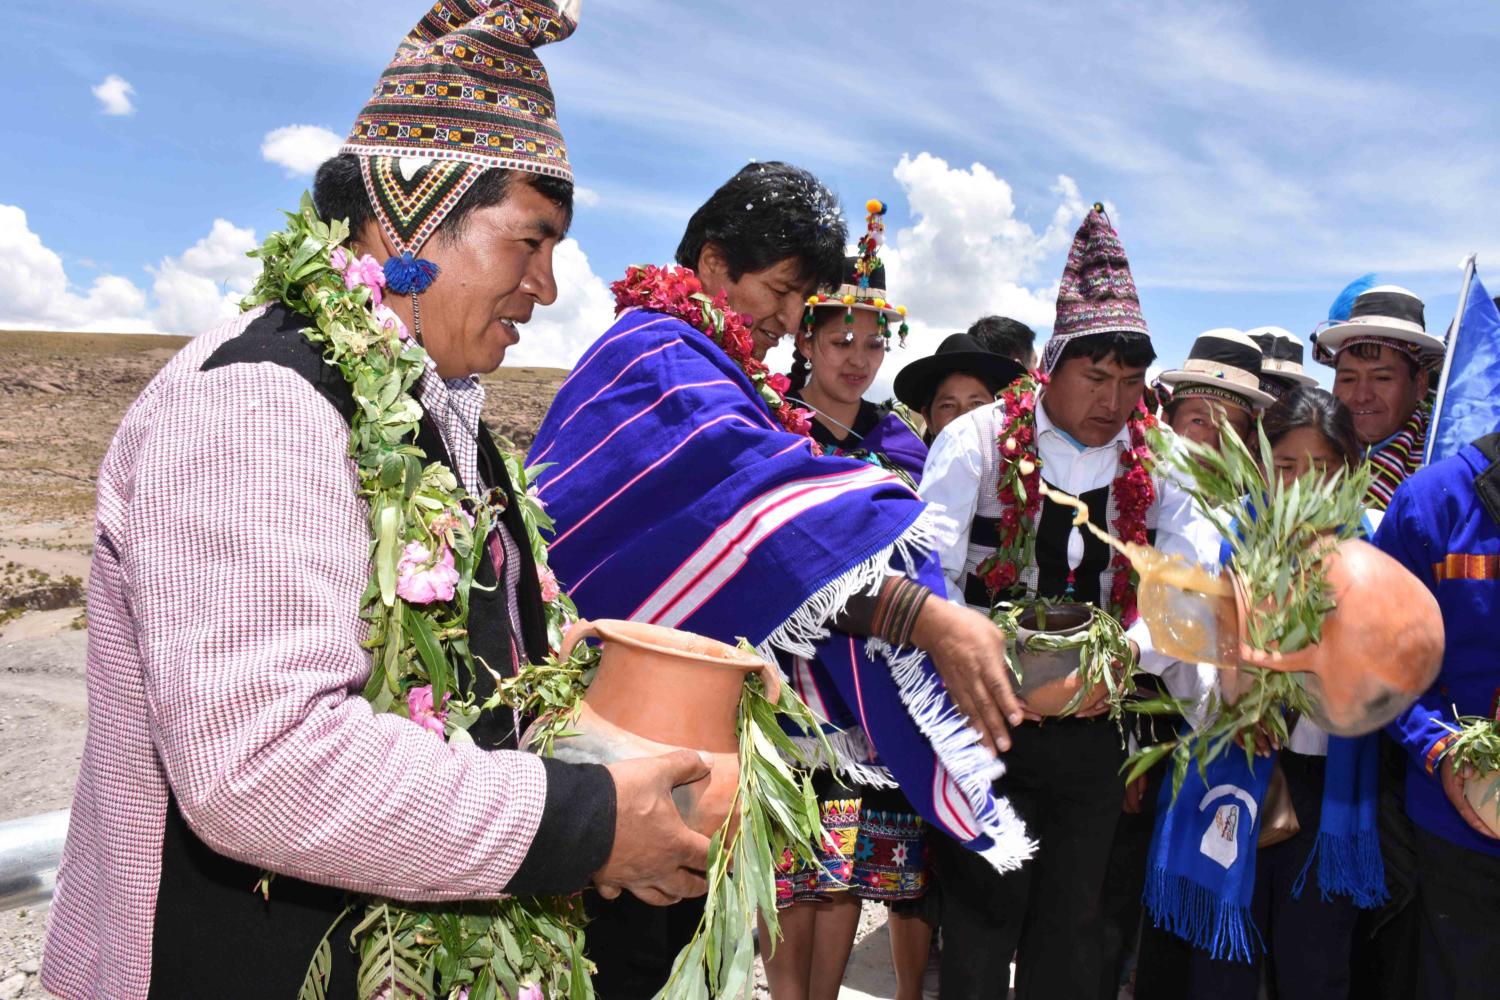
[384,252,440,295]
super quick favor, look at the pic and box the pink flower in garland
[767,372,792,396]
[339,252,388,306]
[407,684,449,736]
[373,303,409,342]
[396,541,459,604]
[537,565,561,603]
[516,985,544,1000]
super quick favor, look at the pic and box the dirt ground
[0,329,919,999]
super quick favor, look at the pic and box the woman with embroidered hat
[1158,328,1275,450]
[786,199,928,484]
[894,332,1026,444]
[1247,326,1319,401]
[1316,280,1446,511]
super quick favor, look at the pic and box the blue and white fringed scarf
[529,309,1036,871]
[1146,508,1387,960]
[1144,734,1386,961]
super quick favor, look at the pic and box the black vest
[148,304,548,998]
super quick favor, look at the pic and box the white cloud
[503,238,617,369]
[0,206,262,335]
[764,153,1086,401]
[260,125,343,177]
[861,153,1085,398]
[91,75,136,116]
[0,204,152,331]
[150,219,261,334]
[574,186,601,208]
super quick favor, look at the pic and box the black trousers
[1099,698,1189,1000]
[1414,826,1500,1000]
[930,716,1126,1000]
[1187,751,1360,1000]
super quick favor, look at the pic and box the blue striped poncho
[528,308,1035,871]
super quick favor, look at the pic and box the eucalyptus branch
[656,647,834,1000]
[1126,417,1371,798]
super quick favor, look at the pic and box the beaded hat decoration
[341,0,580,294]
[1042,201,1150,374]
[802,199,910,346]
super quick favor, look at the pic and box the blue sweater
[1374,440,1500,857]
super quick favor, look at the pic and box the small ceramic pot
[1463,769,1500,839]
[525,618,779,837]
[1009,603,1107,716]
[1228,538,1445,736]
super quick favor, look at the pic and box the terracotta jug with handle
[1139,538,1444,735]
[526,618,781,837]
[1225,538,1444,735]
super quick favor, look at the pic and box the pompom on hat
[341,0,580,294]
[1041,202,1150,374]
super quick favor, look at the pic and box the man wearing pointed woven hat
[43,4,716,998]
[1316,280,1447,511]
[1247,326,1319,401]
[918,203,1218,999]
[1158,328,1275,450]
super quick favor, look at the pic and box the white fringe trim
[873,638,1037,873]
[787,728,898,789]
[755,504,1037,873]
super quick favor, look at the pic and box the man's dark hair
[1055,331,1156,371]
[1261,386,1362,470]
[312,154,574,245]
[675,162,846,289]
[967,315,1036,365]
[1340,341,1419,379]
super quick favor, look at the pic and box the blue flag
[1430,271,1500,464]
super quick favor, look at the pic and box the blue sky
[6,0,1500,391]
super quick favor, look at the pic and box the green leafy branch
[1125,417,1371,798]
[655,651,834,1000]
[990,599,1136,721]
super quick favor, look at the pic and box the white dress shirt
[919,392,1221,678]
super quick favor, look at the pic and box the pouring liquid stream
[1036,478,1239,666]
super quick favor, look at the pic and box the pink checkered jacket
[42,308,607,999]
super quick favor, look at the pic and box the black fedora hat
[894,333,1026,412]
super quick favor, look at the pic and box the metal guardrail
[0,809,69,911]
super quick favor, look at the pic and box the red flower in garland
[1108,404,1158,626]
[979,376,1157,623]
[612,264,809,439]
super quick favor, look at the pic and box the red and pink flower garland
[976,373,1156,626]
[612,264,814,439]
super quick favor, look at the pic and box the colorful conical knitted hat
[341,0,579,293]
[1041,202,1150,373]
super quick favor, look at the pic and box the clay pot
[1009,603,1107,716]
[1228,538,1445,736]
[527,618,780,837]
[1463,769,1500,839]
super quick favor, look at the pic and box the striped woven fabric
[1431,553,1500,582]
[528,307,1036,874]
[1365,403,1430,511]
